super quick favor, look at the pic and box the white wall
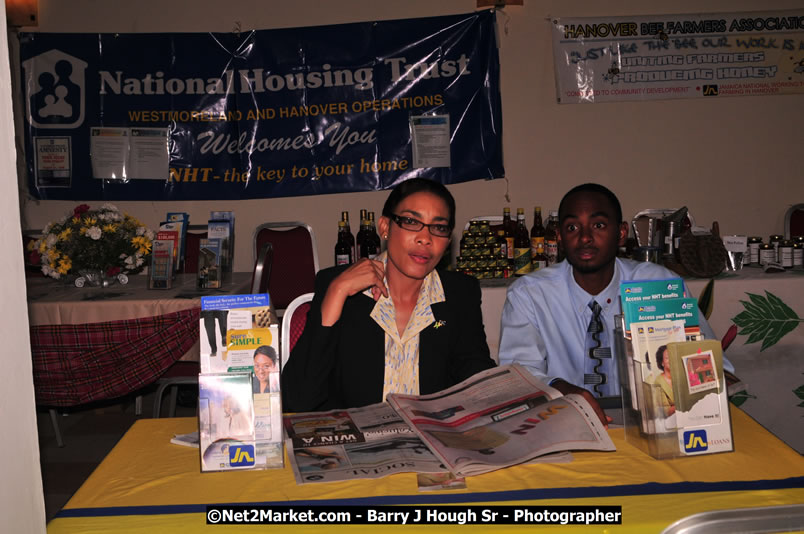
[15,0,804,274]
[1,6,47,532]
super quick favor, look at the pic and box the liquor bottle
[356,209,368,259]
[513,208,532,276]
[358,217,372,259]
[545,211,559,266]
[502,207,514,261]
[530,206,546,270]
[496,230,512,278]
[341,211,355,263]
[335,221,351,266]
[367,212,381,258]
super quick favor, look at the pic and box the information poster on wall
[34,136,71,187]
[552,10,804,103]
[19,11,503,201]
[410,115,451,169]
[89,128,128,180]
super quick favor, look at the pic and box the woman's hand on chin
[334,259,388,300]
[321,259,389,325]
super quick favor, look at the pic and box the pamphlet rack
[614,315,734,459]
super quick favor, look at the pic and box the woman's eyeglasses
[391,214,452,237]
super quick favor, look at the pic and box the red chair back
[289,302,311,354]
[281,293,313,372]
[253,224,317,310]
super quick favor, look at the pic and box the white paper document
[410,114,451,168]
[90,127,129,179]
[90,126,169,180]
[128,127,169,180]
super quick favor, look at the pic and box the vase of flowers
[75,268,125,288]
[28,204,154,286]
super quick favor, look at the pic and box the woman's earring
[383,234,388,239]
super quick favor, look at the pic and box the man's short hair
[558,183,623,224]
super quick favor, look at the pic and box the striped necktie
[584,300,612,397]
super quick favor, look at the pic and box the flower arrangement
[29,203,154,280]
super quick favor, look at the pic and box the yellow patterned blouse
[363,252,445,400]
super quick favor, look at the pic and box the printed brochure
[199,293,282,469]
[199,373,256,472]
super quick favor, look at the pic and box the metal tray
[661,504,804,534]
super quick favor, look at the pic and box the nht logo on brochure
[683,430,708,453]
[229,444,256,467]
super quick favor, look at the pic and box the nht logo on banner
[22,50,87,129]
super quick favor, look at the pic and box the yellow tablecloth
[48,407,804,533]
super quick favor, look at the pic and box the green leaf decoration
[698,278,715,320]
[728,390,756,407]
[794,384,804,402]
[731,291,804,351]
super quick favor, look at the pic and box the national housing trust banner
[551,10,804,103]
[19,11,503,200]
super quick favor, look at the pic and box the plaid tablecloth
[31,307,200,407]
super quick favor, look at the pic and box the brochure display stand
[198,293,283,471]
[615,314,734,459]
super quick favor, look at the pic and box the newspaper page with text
[284,403,446,484]
[387,364,615,477]
[284,365,615,483]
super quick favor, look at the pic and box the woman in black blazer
[282,179,495,412]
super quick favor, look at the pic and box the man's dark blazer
[281,265,495,412]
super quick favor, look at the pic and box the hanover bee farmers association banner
[19,11,503,200]
[552,10,804,103]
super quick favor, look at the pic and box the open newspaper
[388,364,615,477]
[285,364,614,483]
[284,403,447,484]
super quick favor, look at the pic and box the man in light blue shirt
[499,184,732,425]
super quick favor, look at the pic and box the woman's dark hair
[253,345,278,365]
[381,178,456,229]
[656,345,668,371]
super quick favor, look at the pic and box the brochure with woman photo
[631,319,687,434]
